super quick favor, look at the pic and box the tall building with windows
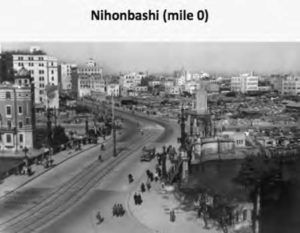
[119,72,146,96]
[1,47,59,109]
[281,76,300,95]
[58,63,77,92]
[0,68,34,152]
[71,59,104,98]
[231,73,259,93]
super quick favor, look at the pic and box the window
[18,121,23,128]
[6,134,12,143]
[24,79,28,84]
[51,77,54,81]
[29,63,34,67]
[39,90,44,94]
[39,84,44,88]
[18,80,22,85]
[39,63,44,67]
[18,56,23,60]
[51,70,54,74]
[28,57,33,61]
[39,77,44,81]
[19,134,24,143]
[38,57,44,61]
[6,106,12,116]
[7,120,12,129]
[18,106,23,114]
[236,139,244,145]
[40,97,43,102]
[5,92,11,99]
[25,118,30,125]
[39,70,44,74]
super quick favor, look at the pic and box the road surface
[0,111,176,233]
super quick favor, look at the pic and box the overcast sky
[2,42,300,75]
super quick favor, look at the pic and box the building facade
[231,73,259,93]
[281,76,300,95]
[7,49,59,109]
[59,63,76,91]
[71,59,104,98]
[119,72,146,96]
[106,83,120,96]
[0,69,34,152]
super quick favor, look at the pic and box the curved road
[0,110,177,233]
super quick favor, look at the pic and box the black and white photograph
[0,42,299,233]
[1,0,300,233]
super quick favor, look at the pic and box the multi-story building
[119,72,146,89]
[165,86,181,95]
[0,68,35,152]
[231,73,259,93]
[281,76,300,95]
[133,86,148,93]
[175,75,185,86]
[106,83,120,96]
[58,63,76,91]
[119,72,146,96]
[1,47,59,109]
[148,80,161,87]
[71,59,104,98]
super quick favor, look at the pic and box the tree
[52,125,69,147]
[234,155,282,233]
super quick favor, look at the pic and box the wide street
[0,111,177,233]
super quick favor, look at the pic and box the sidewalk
[0,136,111,198]
[127,178,220,233]
[124,112,220,233]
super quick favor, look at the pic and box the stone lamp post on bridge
[177,104,190,184]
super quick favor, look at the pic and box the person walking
[141,183,146,193]
[149,172,154,182]
[113,204,117,216]
[120,204,125,216]
[137,193,143,205]
[128,174,134,183]
[133,193,138,205]
[96,211,104,224]
[146,181,151,191]
[170,209,176,222]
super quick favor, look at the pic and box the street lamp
[178,104,187,151]
[112,95,117,157]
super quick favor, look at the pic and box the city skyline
[2,42,300,75]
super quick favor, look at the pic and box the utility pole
[180,104,186,150]
[46,99,53,150]
[112,95,117,157]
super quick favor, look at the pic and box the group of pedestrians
[95,203,125,225]
[133,193,143,205]
[113,203,125,217]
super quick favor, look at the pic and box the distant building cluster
[1,44,300,153]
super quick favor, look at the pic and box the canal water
[188,159,300,233]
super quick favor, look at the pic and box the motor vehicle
[140,146,156,162]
